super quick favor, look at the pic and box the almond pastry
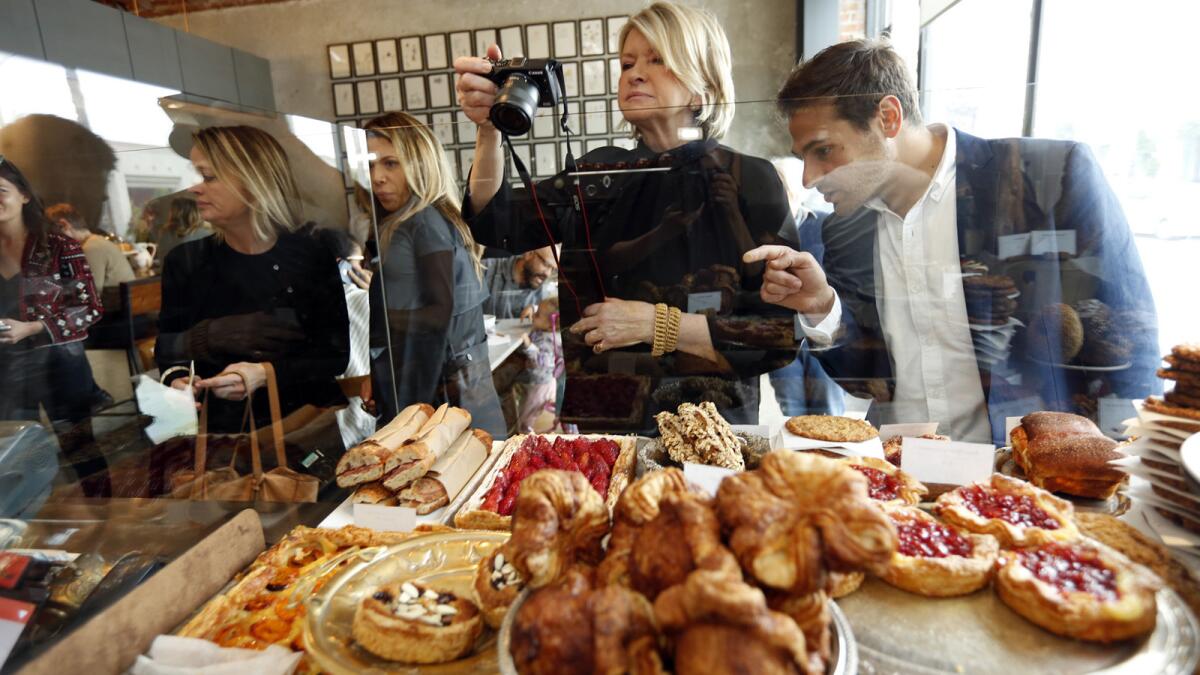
[994,538,1161,642]
[655,401,745,470]
[351,582,482,663]
[879,505,999,597]
[934,474,1078,547]
[471,543,523,629]
[840,456,928,506]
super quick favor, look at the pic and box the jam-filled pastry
[716,451,897,594]
[840,456,928,506]
[826,571,864,599]
[351,582,482,663]
[879,505,999,597]
[598,469,739,598]
[472,542,523,629]
[656,569,815,675]
[509,469,611,589]
[510,566,663,675]
[934,474,1078,548]
[995,538,1161,642]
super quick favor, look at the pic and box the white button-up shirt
[801,126,991,442]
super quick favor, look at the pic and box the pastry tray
[837,577,1198,674]
[302,530,510,674]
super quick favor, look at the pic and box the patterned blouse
[12,231,103,344]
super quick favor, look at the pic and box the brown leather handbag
[171,363,319,503]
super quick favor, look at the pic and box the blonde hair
[192,126,303,242]
[364,112,483,280]
[620,1,736,140]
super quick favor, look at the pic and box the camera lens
[490,73,541,136]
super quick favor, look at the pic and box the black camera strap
[555,96,608,302]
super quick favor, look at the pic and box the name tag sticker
[997,233,1032,259]
[1031,230,1077,256]
[901,438,995,486]
[683,462,737,498]
[687,291,722,314]
[353,503,416,532]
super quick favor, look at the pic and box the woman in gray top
[363,112,505,437]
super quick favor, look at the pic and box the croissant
[655,569,814,675]
[509,469,611,589]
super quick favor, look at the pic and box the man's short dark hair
[777,38,922,130]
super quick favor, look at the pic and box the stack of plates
[969,317,1023,370]
[1115,403,1200,534]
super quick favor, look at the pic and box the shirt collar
[926,124,956,202]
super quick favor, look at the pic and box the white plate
[1181,432,1200,488]
[1029,356,1133,372]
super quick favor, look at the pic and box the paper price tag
[901,438,995,486]
[353,503,417,532]
[1031,230,1077,256]
[0,597,34,668]
[1098,398,1136,439]
[997,233,1032,260]
[731,424,770,438]
[1005,416,1023,440]
[878,422,939,440]
[683,462,737,498]
[687,291,722,314]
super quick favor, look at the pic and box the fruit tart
[995,539,1161,642]
[841,456,928,506]
[351,581,482,663]
[879,505,999,597]
[934,474,1078,547]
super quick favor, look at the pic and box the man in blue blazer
[746,39,1159,444]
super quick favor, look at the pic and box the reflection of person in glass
[748,39,1158,443]
[363,112,506,437]
[156,126,350,439]
[0,157,103,428]
[455,1,796,425]
[154,196,211,266]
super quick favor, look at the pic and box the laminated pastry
[381,404,472,491]
[510,567,662,675]
[1010,411,1127,500]
[840,456,928,506]
[472,543,524,629]
[994,538,1161,642]
[508,470,611,589]
[784,415,878,443]
[598,468,692,588]
[825,572,864,599]
[336,403,434,487]
[879,505,999,597]
[351,581,482,663]
[352,482,397,506]
[396,428,492,514]
[655,569,815,675]
[654,401,745,471]
[934,474,1079,548]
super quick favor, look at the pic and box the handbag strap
[261,362,290,470]
[190,389,211,498]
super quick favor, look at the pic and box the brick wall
[840,0,867,41]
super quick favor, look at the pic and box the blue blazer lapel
[953,129,996,259]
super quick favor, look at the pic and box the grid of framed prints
[329,15,632,185]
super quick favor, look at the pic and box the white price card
[683,462,737,498]
[900,438,995,486]
[354,503,416,532]
[1098,398,1137,439]
[878,422,939,440]
[1031,229,1077,256]
[687,291,722,314]
[997,233,1032,259]
[0,597,34,668]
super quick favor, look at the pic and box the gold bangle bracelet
[665,307,682,353]
[652,303,668,357]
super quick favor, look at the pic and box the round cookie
[1172,344,1200,363]
[1158,368,1200,389]
[1164,355,1200,374]
[1144,397,1200,423]
[1165,389,1200,411]
[785,415,879,443]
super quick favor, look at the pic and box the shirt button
[286,286,294,294]
[273,264,280,271]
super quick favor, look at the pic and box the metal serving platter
[496,588,858,675]
[837,577,1199,674]
[302,530,509,674]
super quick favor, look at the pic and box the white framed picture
[525,24,550,59]
[356,81,379,115]
[410,112,429,125]
[613,136,636,150]
[400,36,423,72]
[580,19,604,56]
[475,29,497,58]
[424,34,448,69]
[560,100,580,136]
[352,41,375,77]
[610,100,624,133]
[328,44,351,79]
[509,143,531,179]
[333,82,356,117]
[444,150,459,183]
[456,111,477,143]
[427,73,452,109]
[499,26,524,58]
[376,39,398,74]
[609,57,621,94]
[379,78,402,112]
[431,111,455,146]
[449,31,473,62]
[404,75,427,110]
[458,148,475,182]
[607,16,628,54]
[552,21,577,58]
[534,142,557,177]
[559,140,578,163]
[586,138,607,153]
[584,99,607,135]
[560,62,579,98]
[582,60,606,96]
[532,113,555,139]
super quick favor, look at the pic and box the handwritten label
[1098,398,1137,439]
[900,438,995,486]
[687,291,722,314]
[997,233,1032,259]
[0,597,34,668]
[683,462,737,497]
[1031,230,1077,256]
[878,422,939,440]
[353,503,417,532]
